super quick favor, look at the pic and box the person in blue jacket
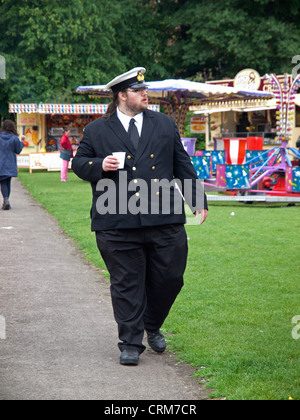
[0,120,25,210]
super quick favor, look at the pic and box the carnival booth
[9,103,107,153]
[190,72,300,199]
[200,72,300,152]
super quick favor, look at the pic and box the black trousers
[0,177,11,199]
[96,224,188,353]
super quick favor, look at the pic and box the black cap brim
[129,81,149,89]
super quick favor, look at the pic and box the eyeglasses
[126,88,148,94]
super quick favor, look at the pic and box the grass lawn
[18,169,300,400]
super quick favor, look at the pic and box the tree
[1,0,300,119]
[114,0,171,81]
[0,0,124,105]
[165,0,300,80]
[0,0,173,116]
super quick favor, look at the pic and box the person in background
[0,120,25,210]
[60,127,73,182]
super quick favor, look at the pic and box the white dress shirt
[117,107,144,137]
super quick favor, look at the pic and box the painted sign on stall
[234,69,261,91]
[19,113,37,125]
[190,116,207,134]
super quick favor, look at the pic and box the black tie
[129,118,140,150]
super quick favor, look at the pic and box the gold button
[156,192,160,196]
[134,179,138,184]
[150,154,154,158]
[154,179,158,183]
[136,193,140,197]
[127,155,132,160]
[133,167,137,171]
[152,166,156,170]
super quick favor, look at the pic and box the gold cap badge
[137,71,145,82]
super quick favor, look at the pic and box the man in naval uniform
[72,67,208,366]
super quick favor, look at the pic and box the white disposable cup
[112,152,126,169]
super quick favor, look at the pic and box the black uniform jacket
[72,109,208,231]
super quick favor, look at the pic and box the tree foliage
[0,0,124,104]
[0,0,299,117]
[166,0,300,79]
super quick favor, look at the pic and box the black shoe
[2,198,11,210]
[120,349,140,366]
[147,330,166,353]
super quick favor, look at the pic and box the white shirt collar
[117,107,143,136]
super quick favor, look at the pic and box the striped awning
[9,103,160,114]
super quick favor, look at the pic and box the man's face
[119,88,148,115]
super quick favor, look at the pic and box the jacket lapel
[105,113,135,155]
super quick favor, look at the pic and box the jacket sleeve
[61,135,74,158]
[14,137,24,155]
[72,126,104,183]
[61,134,73,150]
[173,123,208,211]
